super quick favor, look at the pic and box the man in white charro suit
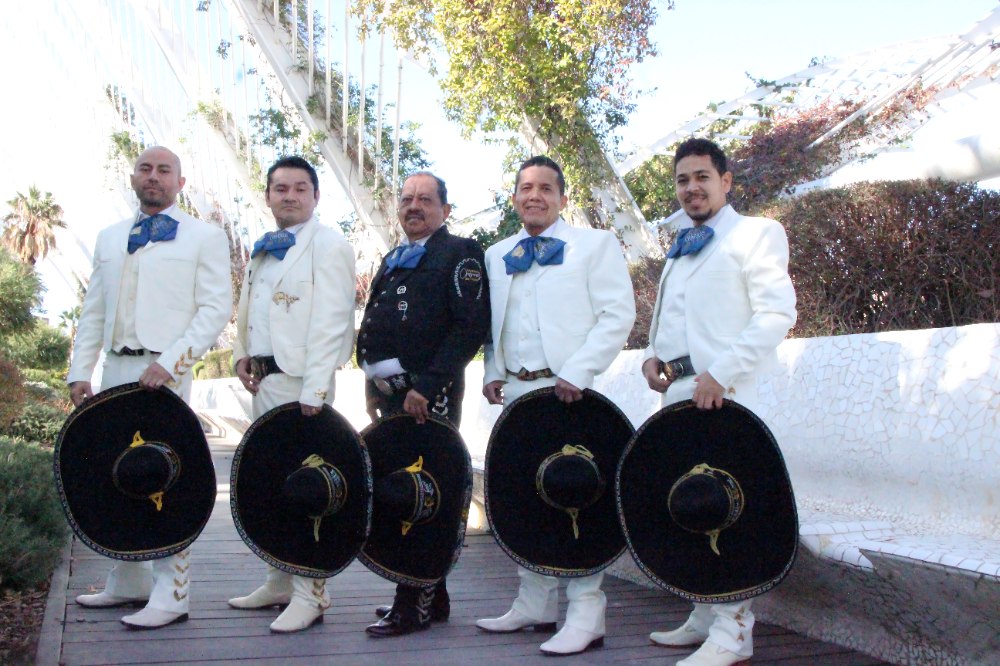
[227,155,356,633]
[477,156,635,656]
[642,138,797,666]
[68,146,233,629]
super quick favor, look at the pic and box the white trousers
[500,374,607,634]
[257,565,330,610]
[511,567,606,633]
[662,375,758,656]
[95,352,195,613]
[250,371,332,602]
[685,600,755,657]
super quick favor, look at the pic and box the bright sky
[0,0,996,321]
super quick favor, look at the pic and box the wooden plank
[48,433,889,666]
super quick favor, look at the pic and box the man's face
[131,148,185,213]
[512,165,567,236]
[674,154,732,224]
[398,174,450,242]
[265,167,319,228]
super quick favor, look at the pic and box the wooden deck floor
[39,431,887,665]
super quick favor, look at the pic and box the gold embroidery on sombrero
[400,456,425,536]
[129,431,165,510]
[548,445,596,539]
[300,454,334,542]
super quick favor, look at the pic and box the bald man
[68,146,232,629]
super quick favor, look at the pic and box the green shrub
[22,380,59,403]
[6,403,67,446]
[0,437,68,591]
[0,320,71,371]
[0,250,41,338]
[0,355,25,432]
[21,368,70,400]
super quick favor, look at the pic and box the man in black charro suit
[358,170,490,637]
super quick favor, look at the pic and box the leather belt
[113,347,153,357]
[507,367,555,382]
[658,355,696,382]
[372,372,414,396]
[250,355,283,380]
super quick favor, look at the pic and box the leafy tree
[469,192,523,250]
[0,249,42,338]
[2,186,67,265]
[356,0,663,255]
[0,321,71,372]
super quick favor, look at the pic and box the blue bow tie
[667,225,715,259]
[127,214,179,254]
[252,229,297,260]
[384,243,426,274]
[503,236,566,274]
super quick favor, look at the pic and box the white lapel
[649,206,738,342]
[273,219,318,286]
[104,220,132,319]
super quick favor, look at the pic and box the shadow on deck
[38,432,887,665]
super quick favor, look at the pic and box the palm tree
[2,186,67,265]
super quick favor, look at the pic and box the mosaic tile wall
[192,323,1000,665]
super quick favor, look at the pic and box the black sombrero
[616,399,798,603]
[53,383,216,561]
[231,403,372,578]
[359,414,472,587]
[485,387,634,577]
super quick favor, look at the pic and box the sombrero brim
[485,387,634,577]
[231,403,372,578]
[54,383,216,561]
[616,399,798,603]
[359,414,472,587]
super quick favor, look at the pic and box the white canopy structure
[619,7,1000,191]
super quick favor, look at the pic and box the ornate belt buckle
[373,377,393,396]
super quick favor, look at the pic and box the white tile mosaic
[192,322,1000,665]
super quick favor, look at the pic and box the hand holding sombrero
[54,382,216,560]
[616,399,798,603]
[359,413,473,587]
[230,403,372,578]
[485,387,634,577]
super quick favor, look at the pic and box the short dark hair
[405,171,448,205]
[266,156,320,192]
[515,155,566,196]
[674,138,728,176]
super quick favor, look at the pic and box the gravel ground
[0,582,48,665]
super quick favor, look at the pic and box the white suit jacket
[233,219,356,407]
[67,207,232,385]
[645,205,797,400]
[484,221,636,390]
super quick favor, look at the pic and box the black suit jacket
[357,225,490,401]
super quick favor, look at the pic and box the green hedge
[0,437,68,591]
[5,403,67,445]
